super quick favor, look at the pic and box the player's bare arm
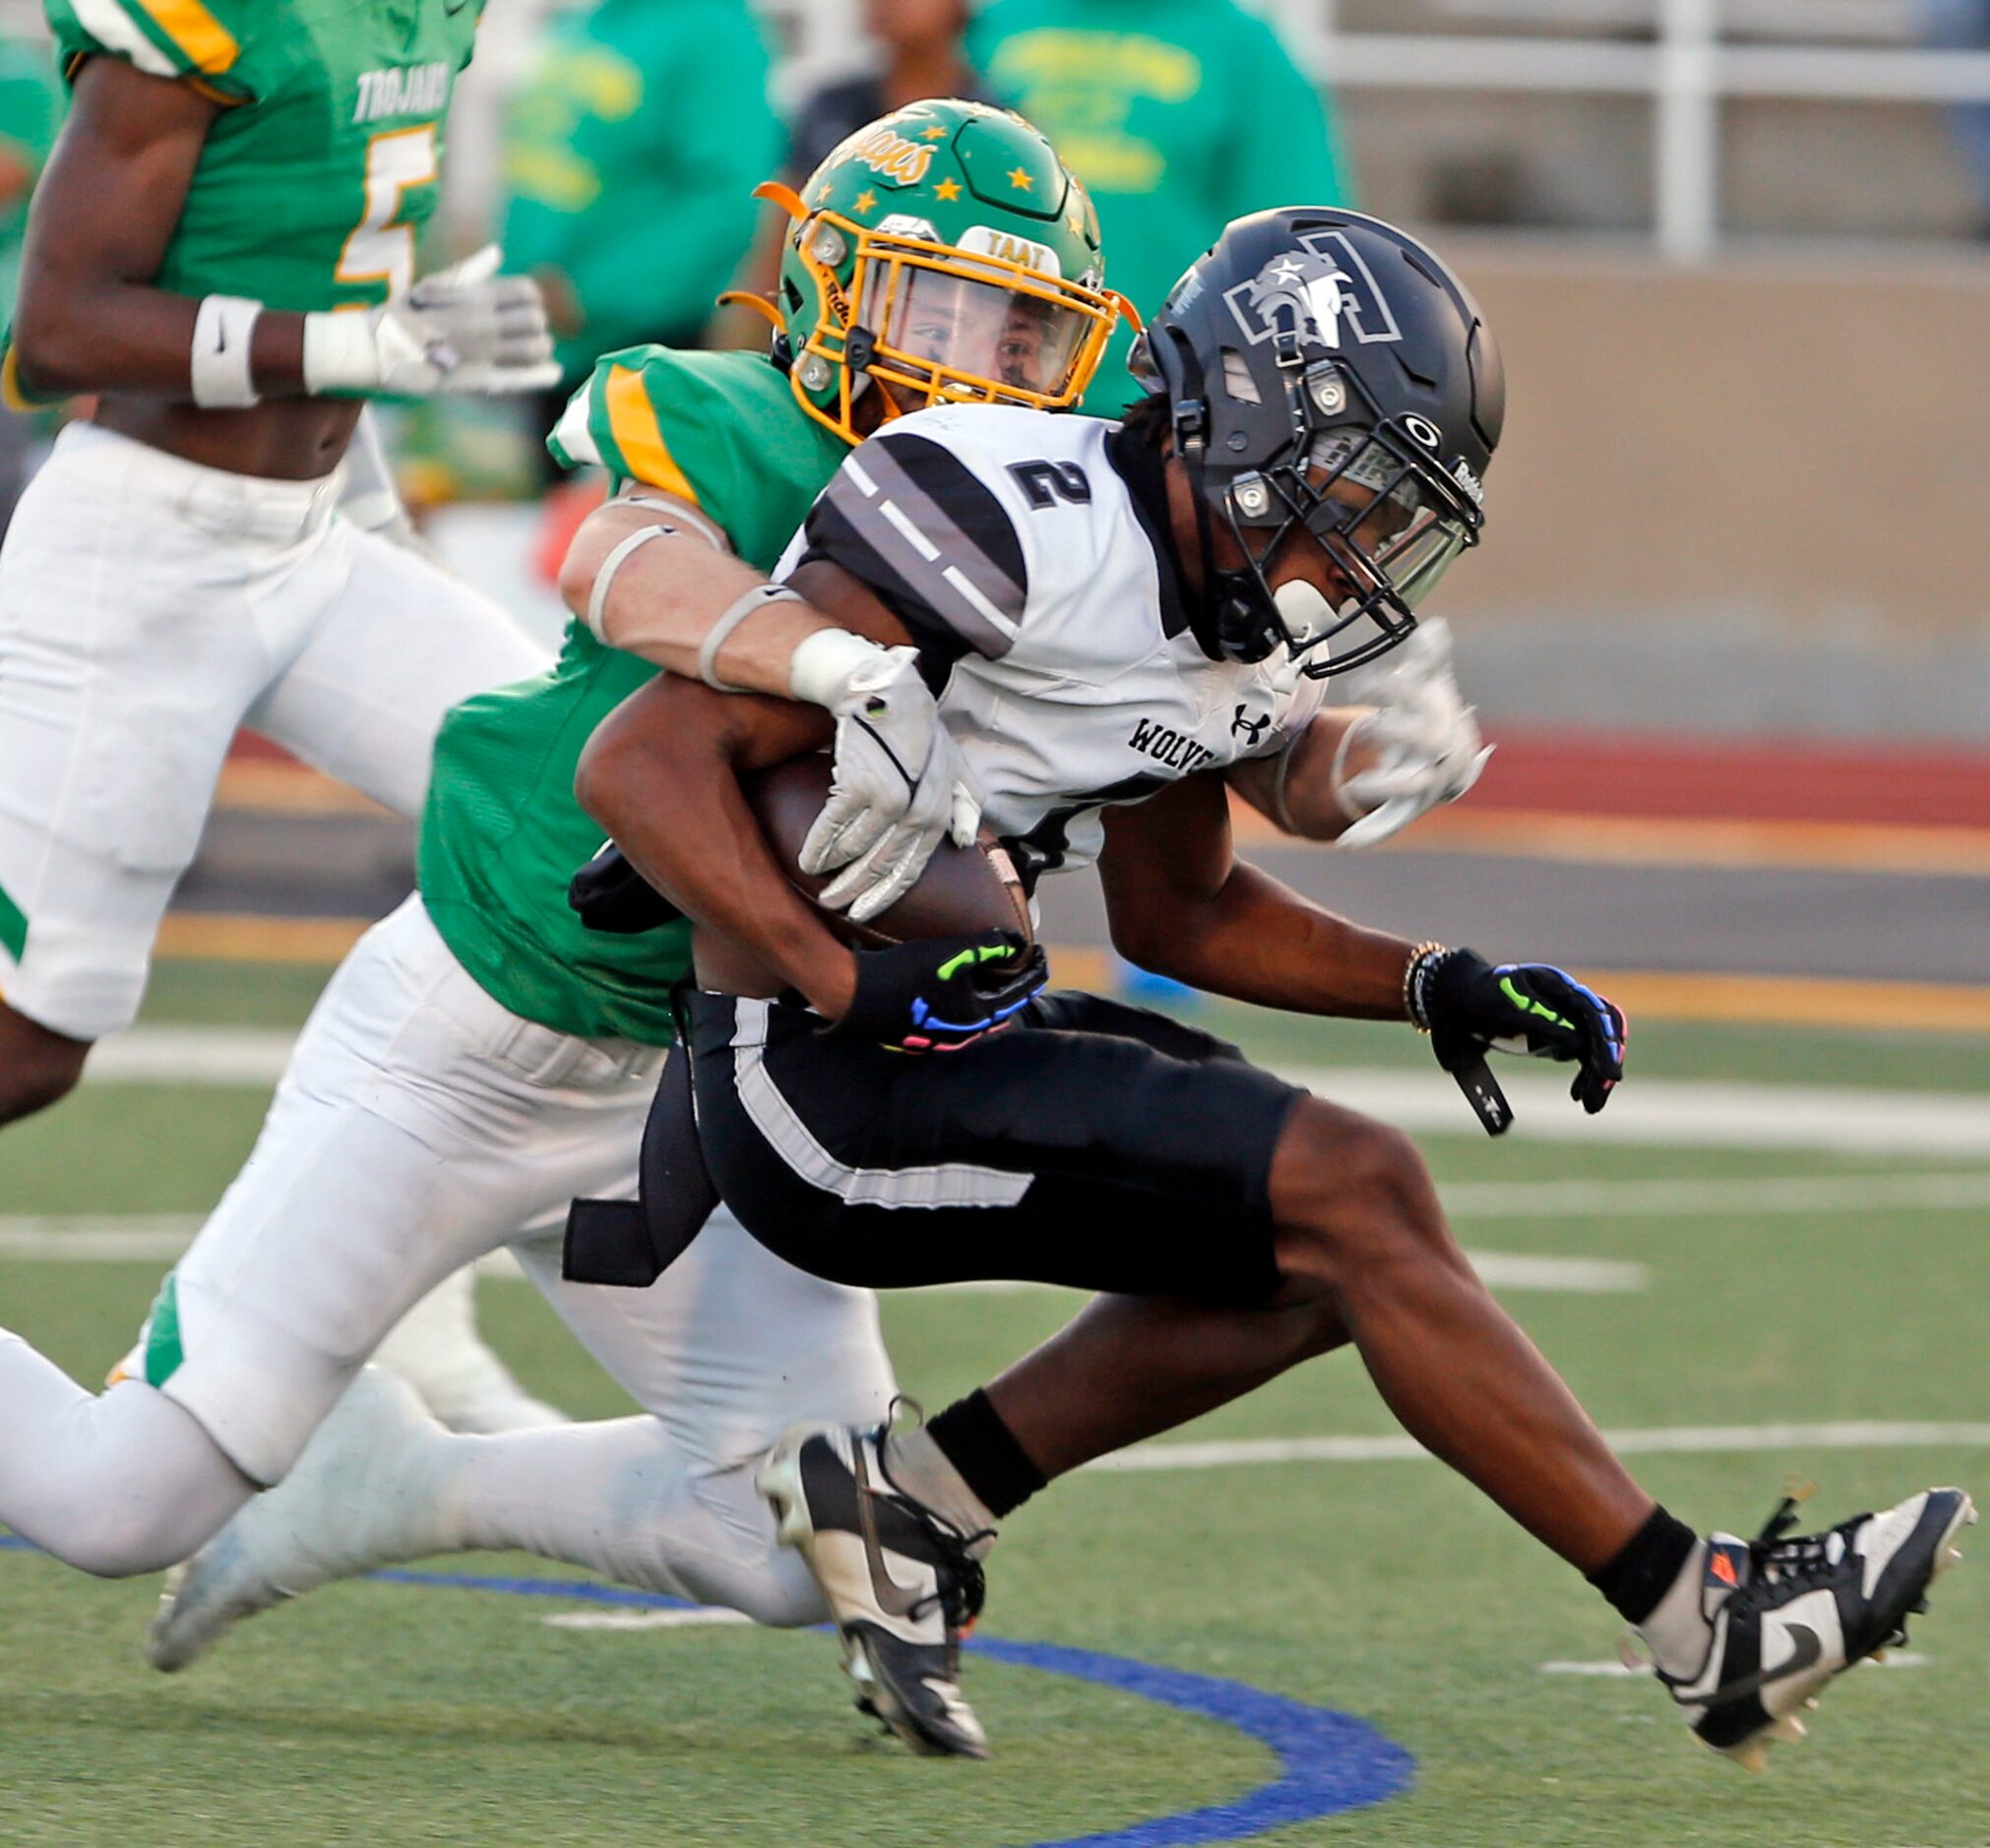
[11,61,239,399]
[563,483,983,920]
[570,539,930,1009]
[576,669,857,1018]
[12,60,554,480]
[1098,771,1412,1016]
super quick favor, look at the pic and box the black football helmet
[1131,208,1504,676]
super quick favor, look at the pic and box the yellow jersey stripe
[603,364,700,505]
[130,0,239,77]
[0,347,60,415]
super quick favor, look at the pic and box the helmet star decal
[1007,166,1034,191]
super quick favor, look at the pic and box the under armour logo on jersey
[1231,706,1273,746]
[1224,232,1400,351]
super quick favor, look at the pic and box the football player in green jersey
[0,103,1130,1656]
[0,0,566,1430]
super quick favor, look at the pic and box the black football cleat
[758,1420,992,1759]
[1655,1486,1974,1770]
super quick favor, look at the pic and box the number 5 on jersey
[338,126,437,303]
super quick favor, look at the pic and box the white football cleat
[147,1366,451,1673]
[757,1420,992,1759]
[1655,1487,1974,1768]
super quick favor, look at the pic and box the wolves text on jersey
[1127,717,1217,774]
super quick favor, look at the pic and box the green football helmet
[759,98,1125,444]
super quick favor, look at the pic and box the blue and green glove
[1408,947,1627,1135]
[830,931,1047,1054]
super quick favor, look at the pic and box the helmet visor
[1306,428,1472,610]
[855,244,1111,409]
[1243,427,1478,675]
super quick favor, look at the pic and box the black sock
[1587,1505,1700,1624]
[925,1388,1048,1520]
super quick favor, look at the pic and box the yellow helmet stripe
[604,364,701,506]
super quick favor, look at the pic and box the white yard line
[80,1030,1990,1156]
[9,1167,1987,1268]
[0,1217,1636,1294]
[539,1609,752,1632]
[0,1217,535,1277]
[1441,1170,1990,1217]
[0,1217,203,1260]
[1463,1254,1647,1291]
[1090,1420,1990,1474]
[1282,1065,1990,1157]
[86,1029,296,1085]
[1539,1654,1929,1677]
[909,1256,1647,1294]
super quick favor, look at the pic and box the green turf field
[2,963,1986,1846]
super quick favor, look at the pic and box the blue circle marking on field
[369,1566,1414,1843]
[4,1541,1413,1841]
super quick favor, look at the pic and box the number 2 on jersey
[337,127,438,304]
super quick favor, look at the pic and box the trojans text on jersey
[354,62,451,124]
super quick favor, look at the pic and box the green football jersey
[418,348,844,1046]
[45,0,481,314]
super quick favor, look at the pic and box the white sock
[436,1415,825,1627]
[1637,1538,1715,1678]
[880,1426,999,1559]
[0,1331,254,1576]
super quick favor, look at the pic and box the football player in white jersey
[576,209,1972,1769]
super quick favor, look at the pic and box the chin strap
[1151,326,1230,662]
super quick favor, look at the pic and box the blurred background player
[501,0,781,468]
[0,0,566,1430]
[0,27,59,538]
[718,0,989,365]
[787,0,986,181]
[1922,0,1990,237]
[969,0,1351,407]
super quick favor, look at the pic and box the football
[744,753,1031,951]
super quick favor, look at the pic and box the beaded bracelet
[1402,941,1450,1030]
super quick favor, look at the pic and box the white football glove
[1334,618,1492,849]
[303,247,562,399]
[794,643,982,925]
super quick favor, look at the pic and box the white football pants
[0,421,549,1039]
[0,897,896,1583]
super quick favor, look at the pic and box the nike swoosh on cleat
[1716,1624,1825,1702]
[852,1443,928,1621]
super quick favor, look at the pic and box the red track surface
[1460,728,1990,830]
[232,725,1990,831]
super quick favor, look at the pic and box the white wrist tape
[787,626,888,708]
[700,584,803,691]
[301,310,381,396]
[584,524,674,644]
[1330,711,1380,823]
[619,495,731,554]
[190,295,263,409]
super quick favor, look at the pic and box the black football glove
[1409,947,1627,1136]
[828,930,1047,1054]
[569,841,682,935]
